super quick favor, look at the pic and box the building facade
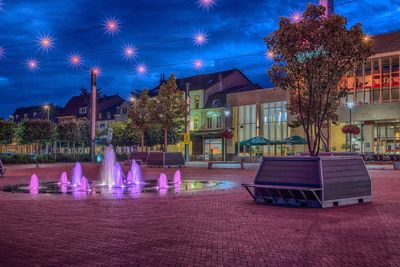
[333,31,400,154]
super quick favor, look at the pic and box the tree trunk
[141,130,145,152]
[163,128,168,152]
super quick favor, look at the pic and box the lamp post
[347,101,354,152]
[224,109,231,162]
[43,104,50,121]
[90,70,97,162]
[184,82,190,162]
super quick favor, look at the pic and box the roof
[97,95,125,112]
[372,31,400,54]
[58,95,90,118]
[12,104,61,122]
[204,83,262,109]
[59,94,125,118]
[151,69,253,95]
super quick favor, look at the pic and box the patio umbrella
[240,136,272,146]
[283,135,308,145]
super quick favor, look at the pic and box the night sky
[0,0,399,117]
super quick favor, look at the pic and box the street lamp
[43,104,50,120]
[347,101,354,152]
[223,109,231,162]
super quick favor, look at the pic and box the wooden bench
[208,161,244,170]
[0,159,6,177]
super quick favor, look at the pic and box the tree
[0,120,16,144]
[108,121,139,148]
[18,119,57,154]
[57,120,89,154]
[128,89,153,151]
[265,4,373,156]
[152,74,186,152]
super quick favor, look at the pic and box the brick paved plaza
[0,163,399,266]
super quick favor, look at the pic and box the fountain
[131,159,144,184]
[158,173,168,189]
[29,174,39,190]
[100,145,116,186]
[173,170,181,186]
[79,176,90,192]
[2,144,233,197]
[71,162,82,186]
[59,172,68,185]
[113,162,124,187]
[59,172,68,193]
[126,171,134,184]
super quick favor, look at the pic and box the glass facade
[262,101,288,142]
[237,104,257,142]
[346,55,400,105]
[374,123,400,153]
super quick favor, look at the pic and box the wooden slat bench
[208,161,244,170]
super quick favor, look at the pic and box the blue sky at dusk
[0,0,399,117]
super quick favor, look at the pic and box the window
[194,116,199,130]
[107,111,111,119]
[79,106,87,114]
[98,113,102,120]
[194,96,200,109]
[207,117,213,129]
[122,107,128,115]
[216,116,222,128]
[237,104,257,142]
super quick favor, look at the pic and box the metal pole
[224,116,228,162]
[90,71,97,162]
[349,108,352,152]
[184,82,190,162]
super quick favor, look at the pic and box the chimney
[319,0,334,16]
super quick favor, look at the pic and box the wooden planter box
[242,156,372,208]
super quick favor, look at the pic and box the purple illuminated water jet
[100,145,116,186]
[173,170,181,185]
[30,174,39,189]
[113,162,124,187]
[79,176,90,192]
[71,162,82,186]
[130,159,143,184]
[158,173,168,189]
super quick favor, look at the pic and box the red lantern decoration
[342,125,361,135]
[221,129,233,139]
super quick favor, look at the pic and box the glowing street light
[25,57,40,72]
[193,31,208,47]
[198,0,216,10]
[90,66,102,77]
[122,44,137,61]
[37,34,55,52]
[68,53,83,68]
[265,50,274,59]
[135,63,147,75]
[103,17,120,35]
[193,59,203,70]
[290,11,302,23]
